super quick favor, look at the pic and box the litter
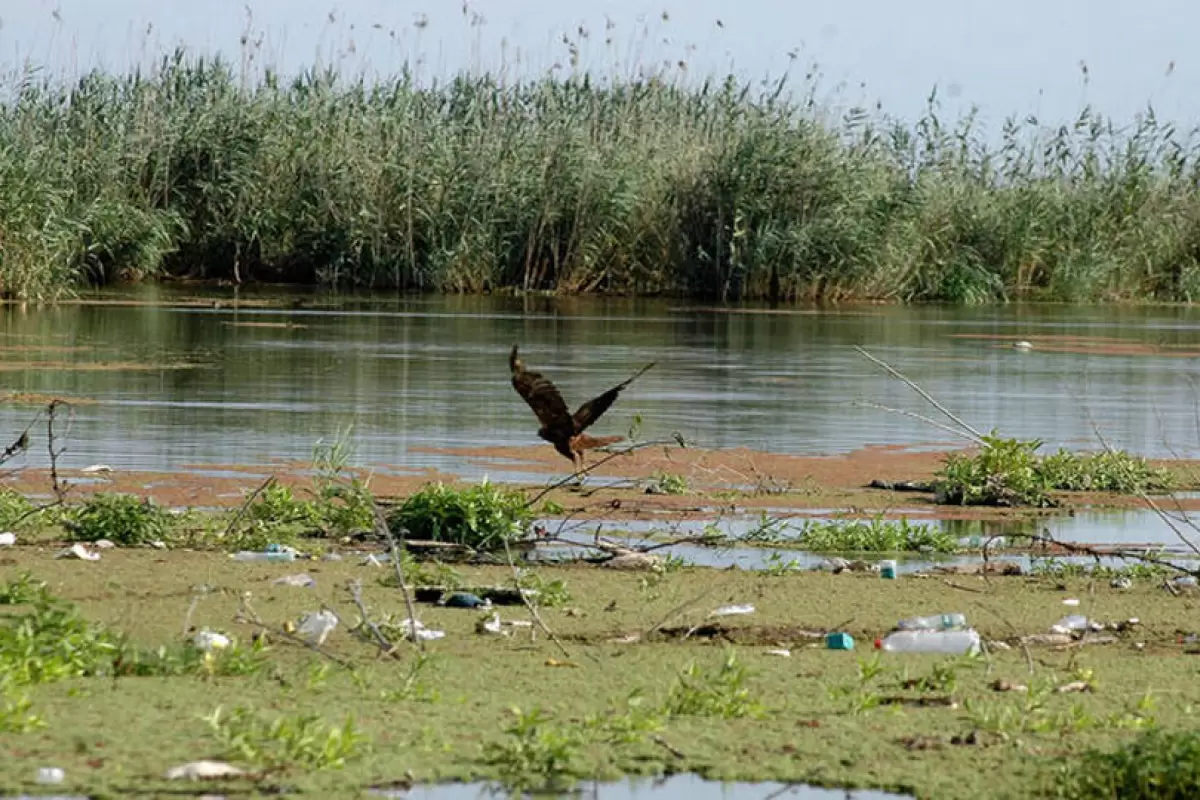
[296,610,339,646]
[896,613,967,631]
[93,539,116,549]
[271,573,317,588]
[55,543,100,561]
[0,531,14,546]
[1110,576,1132,590]
[192,629,231,652]
[398,618,445,642]
[825,632,855,650]
[476,613,507,636]
[164,760,246,780]
[232,544,298,562]
[81,464,113,474]
[544,658,579,668]
[879,559,897,579]
[1051,615,1099,634]
[1057,681,1092,694]
[1062,598,1080,606]
[36,767,65,784]
[710,604,755,617]
[441,592,491,609]
[764,648,792,657]
[876,629,981,655]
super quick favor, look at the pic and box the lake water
[3,286,1200,475]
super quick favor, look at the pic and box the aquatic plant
[387,480,534,549]
[937,435,1174,507]
[64,492,173,545]
[5,51,1200,302]
[481,707,587,794]
[663,647,766,719]
[204,705,368,771]
[794,515,958,553]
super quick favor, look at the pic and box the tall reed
[2,52,1200,303]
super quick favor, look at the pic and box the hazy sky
[2,0,1196,130]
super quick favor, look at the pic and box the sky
[1,0,1196,132]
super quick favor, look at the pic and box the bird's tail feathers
[618,361,655,389]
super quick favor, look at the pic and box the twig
[854,346,984,441]
[850,400,985,445]
[524,436,688,509]
[651,734,686,760]
[347,578,403,659]
[500,538,582,662]
[181,594,202,639]
[234,592,357,671]
[46,399,74,503]
[222,475,277,541]
[642,582,725,639]
[371,501,425,651]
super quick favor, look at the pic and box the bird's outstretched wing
[572,362,655,433]
[510,347,573,431]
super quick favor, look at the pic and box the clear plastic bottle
[896,613,967,631]
[876,629,981,655]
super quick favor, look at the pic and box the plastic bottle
[896,613,967,631]
[876,629,981,655]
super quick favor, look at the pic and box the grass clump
[481,707,587,794]
[663,648,766,719]
[64,492,172,545]
[1053,727,1200,799]
[793,515,957,553]
[388,480,533,550]
[205,705,368,771]
[0,592,122,685]
[936,435,1173,507]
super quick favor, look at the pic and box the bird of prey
[509,344,654,476]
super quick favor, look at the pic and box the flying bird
[509,345,654,476]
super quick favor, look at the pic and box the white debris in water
[1013,340,1034,351]
[81,464,113,475]
[55,543,100,561]
[764,648,792,657]
[398,617,446,642]
[1062,598,1080,606]
[0,531,14,546]
[93,539,116,549]
[710,604,755,617]
[296,610,339,646]
[164,760,246,780]
[477,612,507,637]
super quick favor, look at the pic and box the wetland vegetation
[5,53,1200,303]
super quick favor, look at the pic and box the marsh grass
[1054,727,1200,799]
[936,434,1174,507]
[5,53,1200,302]
[752,515,958,553]
[387,480,533,549]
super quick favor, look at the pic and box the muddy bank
[4,443,1198,522]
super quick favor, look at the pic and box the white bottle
[896,613,968,631]
[877,629,981,655]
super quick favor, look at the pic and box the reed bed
[3,51,1200,303]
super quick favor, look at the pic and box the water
[3,286,1200,476]
[369,775,909,799]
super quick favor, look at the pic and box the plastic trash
[93,539,116,549]
[825,632,855,650]
[764,648,792,657]
[398,618,446,642]
[36,767,65,784]
[55,543,100,561]
[710,604,755,617]
[1050,614,1100,634]
[272,573,317,588]
[81,464,113,474]
[879,560,897,579]
[896,613,967,631]
[477,612,507,636]
[1110,576,1132,590]
[0,531,14,546]
[164,760,246,780]
[1062,597,1080,606]
[442,592,491,609]
[876,629,982,655]
[296,610,339,646]
[233,544,298,562]
[192,630,231,652]
[1174,575,1198,588]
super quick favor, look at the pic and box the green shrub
[794,515,958,553]
[64,493,172,545]
[1054,728,1200,799]
[387,481,533,550]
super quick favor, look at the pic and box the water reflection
[2,287,1200,474]
[370,775,909,799]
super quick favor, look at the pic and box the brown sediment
[950,333,1200,358]
[0,361,210,372]
[3,443,1196,522]
[0,392,99,406]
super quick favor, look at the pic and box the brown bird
[509,344,654,476]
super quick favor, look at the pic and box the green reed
[3,52,1200,303]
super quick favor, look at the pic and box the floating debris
[710,604,755,617]
[55,543,100,561]
[192,629,231,653]
[272,573,317,588]
[0,531,14,547]
[164,760,246,780]
[296,610,339,646]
